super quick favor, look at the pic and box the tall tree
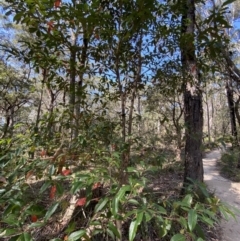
[181,0,203,184]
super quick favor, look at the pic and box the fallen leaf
[25,170,34,180]
[61,169,71,176]
[50,185,56,200]
[76,197,87,207]
[31,215,38,222]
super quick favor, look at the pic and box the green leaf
[200,215,214,226]
[195,224,205,240]
[9,236,20,241]
[28,222,45,228]
[3,213,20,226]
[68,230,86,241]
[196,238,204,241]
[95,197,108,212]
[71,181,84,194]
[170,234,186,241]
[112,185,131,216]
[178,217,187,229]
[39,181,51,194]
[49,165,55,176]
[44,203,59,221]
[128,198,140,206]
[182,194,192,207]
[129,212,143,241]
[222,0,236,7]
[108,223,120,238]
[17,233,32,241]
[55,182,64,196]
[0,229,19,237]
[188,209,197,232]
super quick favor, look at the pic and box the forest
[0,0,240,240]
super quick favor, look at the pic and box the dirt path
[203,149,240,241]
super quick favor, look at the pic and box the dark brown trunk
[226,79,238,144]
[205,92,211,143]
[235,96,240,127]
[181,0,203,185]
[75,27,89,138]
[69,47,76,139]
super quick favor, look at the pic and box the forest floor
[203,149,240,241]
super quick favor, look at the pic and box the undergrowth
[220,148,240,182]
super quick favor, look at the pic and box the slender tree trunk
[137,94,141,132]
[75,26,89,139]
[46,87,55,139]
[211,96,214,139]
[69,47,76,140]
[205,92,211,143]
[226,79,238,144]
[35,82,44,133]
[235,96,240,127]
[181,0,203,185]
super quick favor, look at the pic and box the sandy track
[203,149,240,241]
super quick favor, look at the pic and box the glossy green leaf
[108,223,120,238]
[49,165,55,176]
[28,222,45,228]
[195,224,205,240]
[44,203,59,221]
[170,234,186,241]
[182,194,192,207]
[0,229,19,237]
[55,182,64,196]
[17,232,33,241]
[129,212,143,241]
[188,209,197,231]
[112,185,131,216]
[68,230,86,241]
[39,181,51,194]
[95,197,108,212]
[178,217,187,229]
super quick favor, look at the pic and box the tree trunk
[235,96,240,127]
[226,78,238,144]
[181,0,203,185]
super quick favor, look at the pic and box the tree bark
[226,78,238,144]
[181,0,203,185]
[205,92,211,143]
[235,96,240,127]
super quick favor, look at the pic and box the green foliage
[0,139,234,241]
[220,148,240,181]
[0,0,238,240]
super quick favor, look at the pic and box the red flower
[76,197,87,207]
